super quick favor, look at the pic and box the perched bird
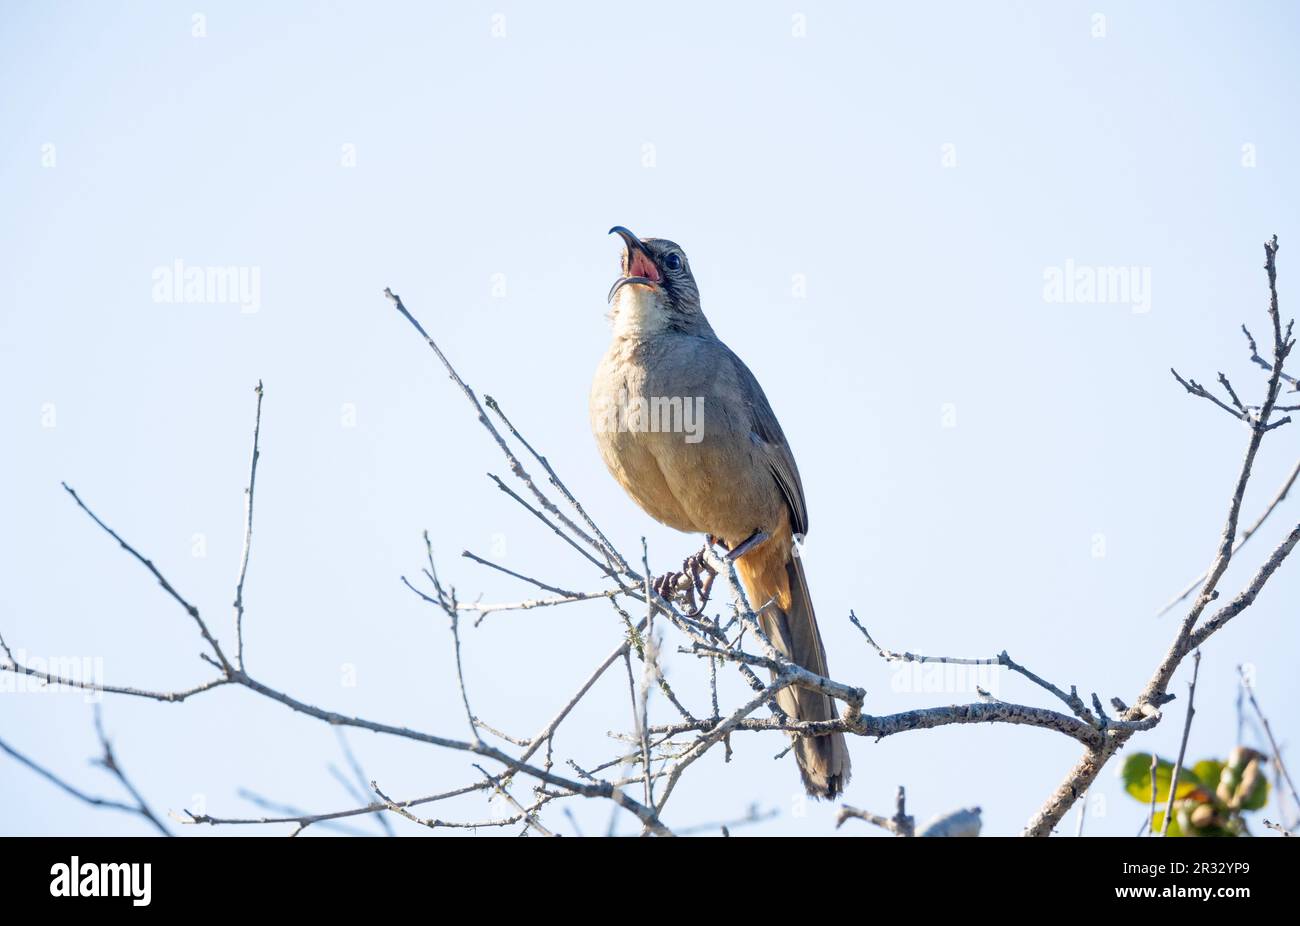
[590,226,851,798]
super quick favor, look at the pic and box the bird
[589,226,851,799]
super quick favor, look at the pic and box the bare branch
[1026,235,1297,836]
[1242,322,1298,387]
[232,380,263,671]
[473,764,556,837]
[674,803,778,836]
[1170,368,1253,423]
[331,729,394,836]
[60,482,232,672]
[12,246,1297,839]
[382,287,624,579]
[183,782,488,831]
[837,786,915,836]
[650,699,1105,746]
[2,707,170,836]
[1161,650,1201,836]
[483,394,630,575]
[1146,753,1159,837]
[228,788,375,836]
[1237,664,1300,813]
[0,633,230,702]
[1158,455,1300,616]
[0,735,139,821]
[850,612,1100,726]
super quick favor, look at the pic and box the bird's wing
[723,344,809,537]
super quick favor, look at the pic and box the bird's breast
[590,340,785,541]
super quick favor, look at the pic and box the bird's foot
[651,546,719,618]
[651,570,691,603]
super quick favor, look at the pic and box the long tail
[735,528,851,799]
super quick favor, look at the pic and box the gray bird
[589,226,851,798]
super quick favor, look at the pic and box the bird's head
[606,226,706,335]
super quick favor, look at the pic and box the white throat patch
[610,282,671,337]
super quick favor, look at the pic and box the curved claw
[650,544,722,618]
[678,550,718,618]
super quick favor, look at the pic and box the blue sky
[2,0,1298,836]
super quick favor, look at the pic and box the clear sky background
[3,1,1298,837]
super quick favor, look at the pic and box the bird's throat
[610,283,672,338]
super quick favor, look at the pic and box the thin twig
[1027,236,1297,836]
[1237,664,1300,812]
[1161,650,1202,836]
[1157,456,1300,617]
[473,764,556,837]
[60,482,231,672]
[332,729,394,835]
[1147,753,1159,837]
[382,288,623,581]
[851,612,1100,726]
[232,380,263,670]
[836,785,915,836]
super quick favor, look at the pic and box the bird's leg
[726,529,770,562]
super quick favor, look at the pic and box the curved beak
[609,225,648,257]
[608,225,661,303]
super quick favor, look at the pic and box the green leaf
[1149,809,1184,837]
[1122,753,1204,804]
[1193,760,1225,793]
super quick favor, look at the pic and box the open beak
[608,225,662,302]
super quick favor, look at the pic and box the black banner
[5,834,1283,911]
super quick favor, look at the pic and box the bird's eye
[664,253,683,271]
